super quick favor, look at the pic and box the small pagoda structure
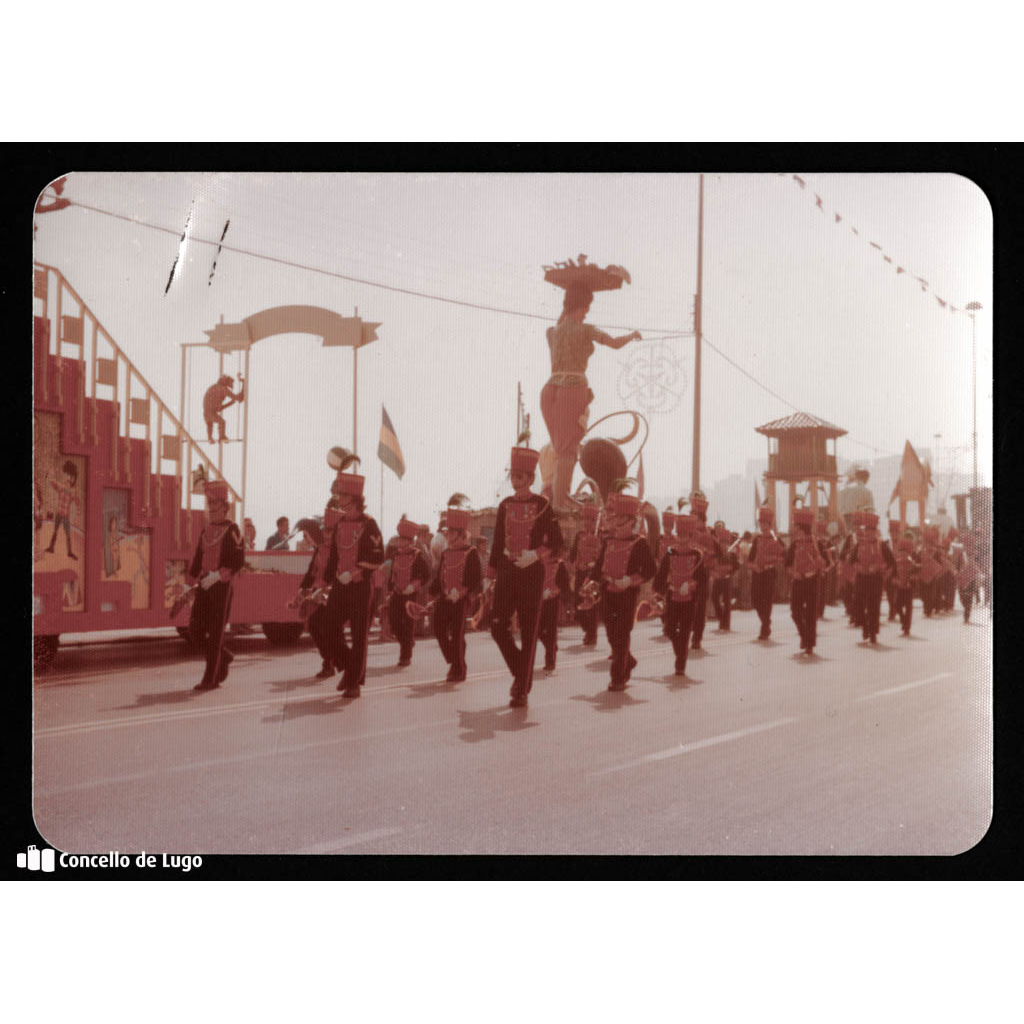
[755,411,846,528]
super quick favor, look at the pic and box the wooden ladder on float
[33,261,241,548]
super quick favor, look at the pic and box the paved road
[33,604,992,855]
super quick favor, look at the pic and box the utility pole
[692,172,704,494]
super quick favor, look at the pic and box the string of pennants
[780,174,971,317]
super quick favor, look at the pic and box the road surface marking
[588,717,800,777]
[35,640,676,738]
[291,827,403,854]
[855,673,952,701]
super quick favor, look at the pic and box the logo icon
[16,845,56,872]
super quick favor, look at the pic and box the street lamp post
[965,301,982,490]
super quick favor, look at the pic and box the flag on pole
[636,451,645,500]
[378,406,405,479]
[754,480,762,527]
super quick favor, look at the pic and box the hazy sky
[33,171,991,538]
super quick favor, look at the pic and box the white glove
[514,550,539,569]
[543,588,556,600]
[615,575,632,589]
[338,570,352,584]
[676,582,690,597]
[403,584,417,595]
[447,587,461,602]
[200,570,220,590]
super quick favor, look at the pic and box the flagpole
[380,461,385,533]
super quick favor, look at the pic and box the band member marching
[952,531,982,624]
[785,507,826,655]
[537,551,571,673]
[847,509,895,644]
[709,520,739,632]
[588,488,657,691]
[188,480,245,691]
[388,517,431,668]
[323,468,385,698]
[653,513,703,676]
[488,440,563,709]
[917,524,947,618]
[686,491,718,652]
[657,508,676,637]
[570,502,603,647]
[885,518,902,622]
[296,502,342,678]
[748,505,785,640]
[430,507,483,683]
[892,529,920,637]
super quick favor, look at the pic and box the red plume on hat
[330,452,364,496]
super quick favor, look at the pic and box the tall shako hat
[607,492,642,517]
[661,508,675,530]
[689,490,708,515]
[674,513,698,535]
[328,448,363,496]
[204,479,230,505]
[396,517,418,539]
[758,505,774,525]
[792,507,815,528]
[860,508,879,530]
[510,447,539,474]
[445,508,471,531]
[580,503,599,524]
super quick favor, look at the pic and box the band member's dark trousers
[790,577,817,649]
[751,569,775,637]
[325,579,373,689]
[308,604,332,667]
[491,562,544,697]
[942,572,956,611]
[885,578,897,620]
[893,584,913,633]
[958,581,977,623]
[575,570,598,643]
[691,568,709,647]
[601,588,640,687]
[434,596,468,676]
[921,580,937,617]
[45,514,74,555]
[189,580,233,682]
[387,591,415,662]
[816,572,828,619]
[710,577,732,630]
[855,572,884,639]
[538,597,560,669]
[664,597,696,672]
[842,580,858,624]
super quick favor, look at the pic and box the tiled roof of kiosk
[755,412,847,437]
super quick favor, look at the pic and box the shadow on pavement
[405,680,457,700]
[111,688,199,710]
[265,675,327,692]
[789,652,832,665]
[365,664,407,678]
[457,705,540,743]
[857,641,897,653]
[654,673,704,691]
[262,694,352,724]
[751,637,785,648]
[570,690,649,712]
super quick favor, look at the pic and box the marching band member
[430,508,483,682]
[388,517,431,668]
[952,532,982,624]
[709,520,739,632]
[658,508,676,637]
[939,529,958,613]
[188,480,245,691]
[653,513,703,676]
[849,509,895,644]
[570,502,603,647]
[687,491,718,652]
[885,518,902,622]
[917,524,946,619]
[785,507,826,655]
[323,469,385,698]
[892,529,920,637]
[537,552,571,673]
[298,502,341,678]
[815,518,836,621]
[488,441,563,709]
[748,505,784,640]
[588,488,657,692]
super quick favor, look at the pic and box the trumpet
[287,586,330,623]
[634,594,666,623]
[169,583,199,621]
[577,578,601,611]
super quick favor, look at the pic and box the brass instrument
[577,578,601,611]
[406,598,437,621]
[169,583,199,621]
[634,594,666,623]
[287,586,330,623]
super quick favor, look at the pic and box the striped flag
[378,406,405,479]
